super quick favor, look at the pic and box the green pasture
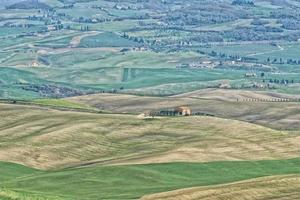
[69,20,143,32]
[1,158,300,199]
[79,32,139,48]
[0,26,44,37]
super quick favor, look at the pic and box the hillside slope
[0,103,299,169]
[141,174,300,200]
[67,89,300,130]
[1,159,300,200]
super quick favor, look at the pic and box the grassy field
[198,42,300,73]
[1,28,299,98]
[2,58,248,98]
[1,159,300,199]
[0,101,300,199]
[142,174,300,200]
[1,1,300,199]
[0,103,300,170]
[79,32,139,48]
[67,89,300,130]
[31,99,95,110]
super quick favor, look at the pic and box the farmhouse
[219,81,231,89]
[244,73,257,77]
[142,106,192,118]
[47,25,56,31]
[31,61,39,67]
[175,106,191,116]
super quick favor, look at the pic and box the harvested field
[67,89,300,130]
[141,174,300,200]
[0,103,299,169]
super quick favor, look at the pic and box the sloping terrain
[0,103,300,169]
[7,0,52,10]
[141,174,300,200]
[1,159,300,200]
[175,88,300,101]
[0,0,300,199]
[67,89,300,130]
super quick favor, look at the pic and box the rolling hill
[7,0,52,10]
[67,89,300,130]
[1,159,300,199]
[141,174,300,200]
[0,0,300,199]
[0,102,299,170]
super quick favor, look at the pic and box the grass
[2,37,299,97]
[79,32,139,48]
[57,7,110,18]
[67,89,300,130]
[194,19,253,31]
[0,2,299,199]
[0,67,46,85]
[0,9,42,19]
[1,159,300,199]
[32,99,94,110]
[0,162,38,183]
[74,51,202,69]
[0,189,66,200]
[198,42,300,73]
[142,174,300,200]
[39,50,201,69]
[0,62,50,99]
[0,103,300,170]
[0,26,44,37]
[34,36,74,49]
[11,50,246,96]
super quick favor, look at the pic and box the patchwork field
[1,0,300,199]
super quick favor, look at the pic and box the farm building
[244,73,257,77]
[31,61,39,67]
[175,106,191,116]
[219,81,231,89]
[142,106,192,117]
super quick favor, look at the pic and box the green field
[0,102,300,199]
[1,103,299,169]
[79,32,139,48]
[1,159,300,199]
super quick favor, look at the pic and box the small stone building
[175,106,191,116]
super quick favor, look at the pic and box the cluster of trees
[77,17,99,23]
[264,79,295,85]
[208,51,258,63]
[279,19,300,30]
[72,14,148,24]
[122,33,145,44]
[287,59,300,65]
[232,0,254,6]
[222,27,296,41]
[28,15,43,21]
[253,26,283,33]
[80,25,90,31]
[270,8,300,31]
[22,84,84,98]
[164,9,238,26]
[184,26,300,44]
[266,58,300,65]
[3,22,35,28]
[270,9,300,21]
